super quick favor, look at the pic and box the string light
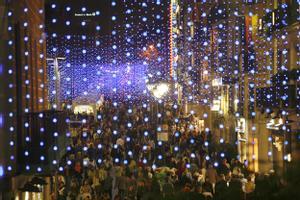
[1,0,298,177]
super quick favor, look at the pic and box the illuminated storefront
[236,118,248,162]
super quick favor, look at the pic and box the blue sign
[0,165,4,177]
[0,64,3,75]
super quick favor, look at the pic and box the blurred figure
[202,177,213,199]
[244,175,255,200]
[206,164,218,193]
[215,174,228,200]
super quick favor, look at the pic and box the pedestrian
[206,164,218,193]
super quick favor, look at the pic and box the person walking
[116,172,127,200]
[206,164,218,194]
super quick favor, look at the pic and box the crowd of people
[53,99,281,200]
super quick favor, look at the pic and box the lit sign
[236,118,246,133]
[73,105,94,114]
[273,136,282,151]
[0,64,3,74]
[0,114,3,128]
[266,118,284,130]
[244,0,259,4]
[212,78,222,87]
[0,165,4,177]
[74,12,96,17]
[211,100,221,111]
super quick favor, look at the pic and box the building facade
[172,0,299,173]
[0,0,53,198]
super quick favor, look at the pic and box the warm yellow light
[272,12,275,25]
[211,100,221,111]
[73,105,94,114]
[212,78,222,87]
[25,192,29,200]
[147,83,169,99]
[259,18,263,30]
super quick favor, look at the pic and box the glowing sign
[0,114,3,128]
[0,64,3,74]
[211,100,221,111]
[74,12,97,17]
[73,105,94,114]
[212,78,223,87]
[0,165,4,177]
[236,118,246,133]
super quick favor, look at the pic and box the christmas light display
[3,0,68,175]
[1,0,299,178]
[46,0,171,105]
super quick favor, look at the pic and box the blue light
[0,166,4,177]
[0,64,3,75]
[214,162,219,167]
[0,114,3,128]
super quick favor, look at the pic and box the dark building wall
[11,0,49,174]
[12,0,48,113]
[0,0,48,178]
[0,0,11,176]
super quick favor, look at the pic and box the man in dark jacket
[215,174,228,200]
